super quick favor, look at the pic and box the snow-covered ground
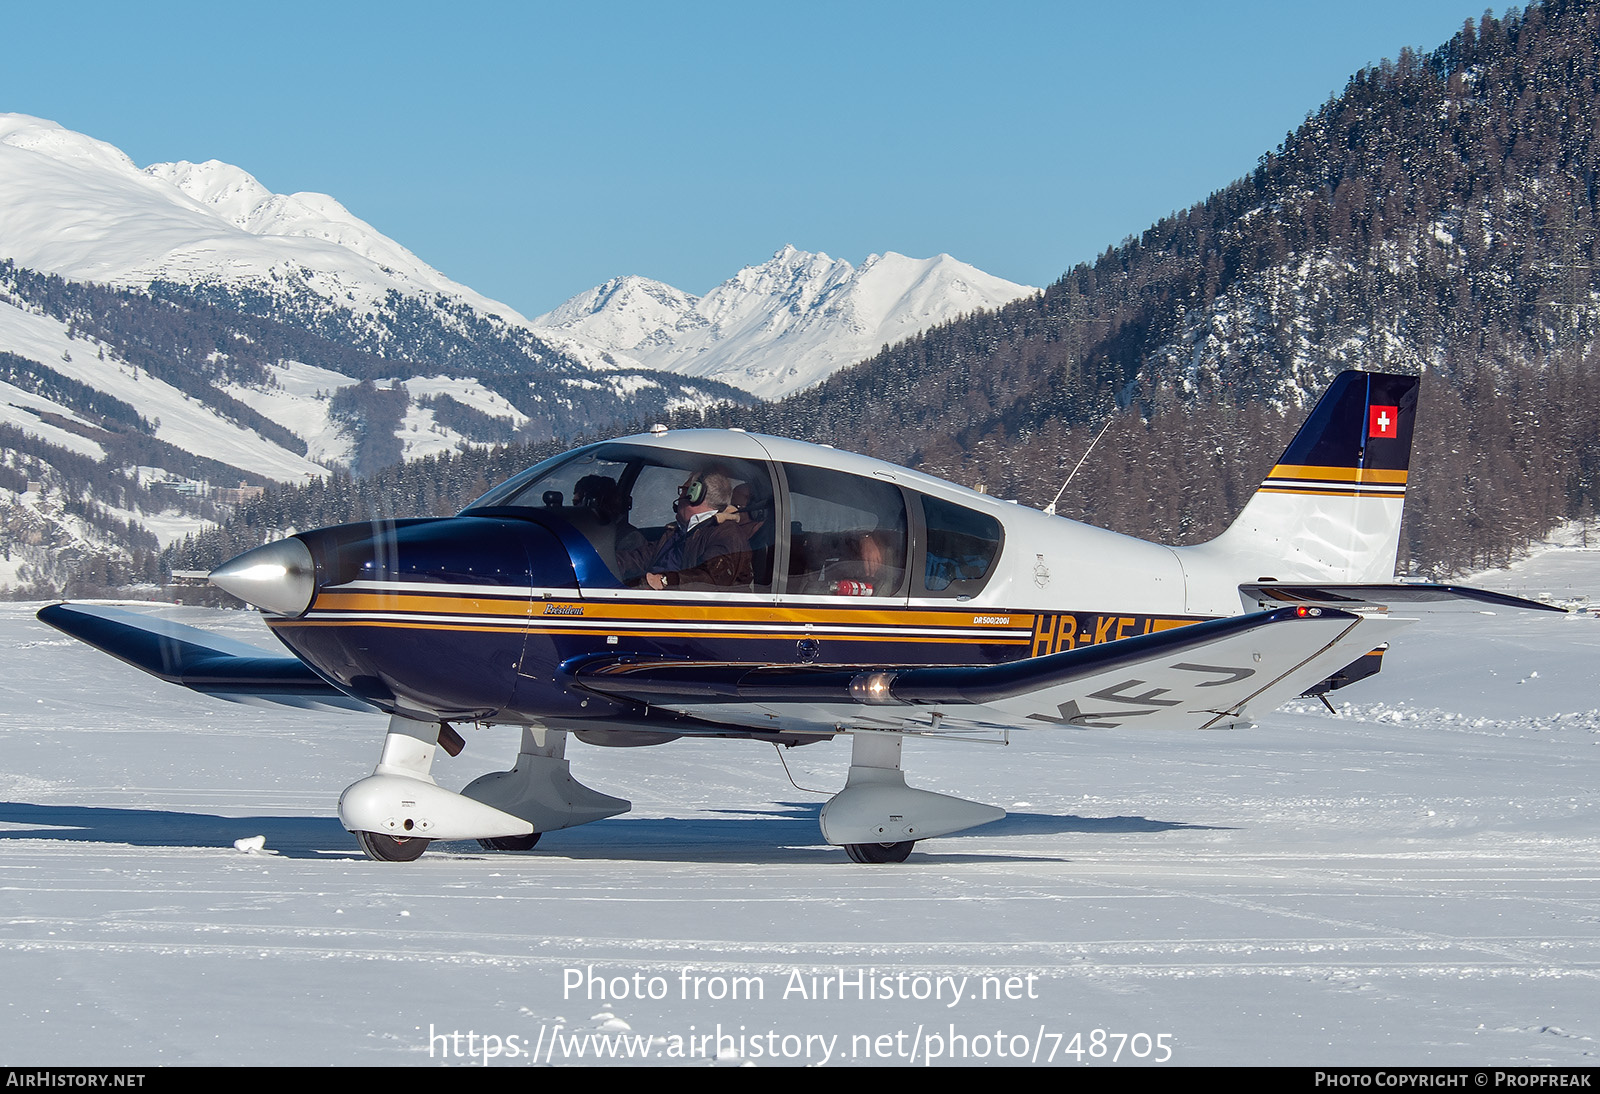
[1,543,1597,1066]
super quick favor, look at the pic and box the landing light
[849,671,899,705]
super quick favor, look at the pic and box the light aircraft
[39,370,1559,863]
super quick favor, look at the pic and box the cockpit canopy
[464,439,1004,598]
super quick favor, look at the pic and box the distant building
[216,482,265,506]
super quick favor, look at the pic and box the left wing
[564,606,1407,731]
[36,603,376,712]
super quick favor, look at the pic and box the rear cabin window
[781,464,907,598]
[920,495,1002,596]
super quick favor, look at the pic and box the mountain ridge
[533,244,1037,399]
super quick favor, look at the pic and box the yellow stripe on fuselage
[307,590,1028,631]
[313,592,534,616]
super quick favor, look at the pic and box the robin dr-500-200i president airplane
[39,370,1560,862]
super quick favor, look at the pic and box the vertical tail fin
[1182,370,1420,611]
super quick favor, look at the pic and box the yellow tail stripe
[1268,464,1409,484]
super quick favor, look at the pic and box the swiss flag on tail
[1368,405,1399,439]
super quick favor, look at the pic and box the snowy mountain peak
[732,244,850,287]
[0,113,140,176]
[534,245,1037,398]
[143,159,279,229]
[555,274,700,322]
[141,158,438,282]
[556,275,706,351]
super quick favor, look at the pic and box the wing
[563,606,1409,733]
[36,603,376,712]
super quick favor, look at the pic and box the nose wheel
[355,831,431,862]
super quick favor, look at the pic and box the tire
[477,832,541,852]
[355,830,430,861]
[844,840,914,864]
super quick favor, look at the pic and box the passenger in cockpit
[828,530,903,596]
[715,482,765,537]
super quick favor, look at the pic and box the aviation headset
[680,476,707,506]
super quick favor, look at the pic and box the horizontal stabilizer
[565,606,1404,731]
[36,603,375,712]
[1239,582,1565,615]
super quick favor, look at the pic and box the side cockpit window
[919,494,1002,597]
[781,464,908,598]
[468,444,775,593]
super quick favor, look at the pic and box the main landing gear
[355,830,430,862]
[844,840,914,864]
[820,732,1005,864]
[339,716,628,862]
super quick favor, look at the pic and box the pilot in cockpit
[623,469,754,590]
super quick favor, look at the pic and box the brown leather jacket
[624,516,754,590]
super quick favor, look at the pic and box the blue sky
[6,2,1506,316]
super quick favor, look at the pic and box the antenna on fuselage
[1042,414,1116,516]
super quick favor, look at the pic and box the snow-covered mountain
[534,245,1038,399]
[0,113,524,326]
